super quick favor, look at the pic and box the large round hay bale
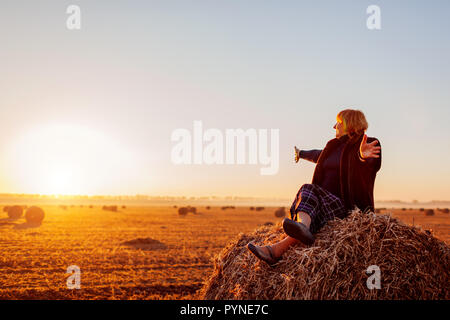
[178,207,188,216]
[7,205,23,219]
[199,209,449,300]
[425,209,435,216]
[25,206,45,224]
[442,208,449,214]
[274,207,286,218]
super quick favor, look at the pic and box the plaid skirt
[289,183,349,234]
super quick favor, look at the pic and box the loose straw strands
[199,209,449,300]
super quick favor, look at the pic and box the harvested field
[0,205,448,299]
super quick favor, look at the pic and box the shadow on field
[0,218,18,228]
[0,218,42,229]
[121,237,168,250]
[13,222,42,230]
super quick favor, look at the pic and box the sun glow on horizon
[4,123,140,196]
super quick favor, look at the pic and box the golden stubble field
[0,205,448,300]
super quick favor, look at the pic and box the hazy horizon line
[0,192,449,204]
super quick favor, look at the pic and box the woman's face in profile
[333,119,346,138]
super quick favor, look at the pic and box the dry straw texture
[199,209,449,300]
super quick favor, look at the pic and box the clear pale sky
[0,1,449,201]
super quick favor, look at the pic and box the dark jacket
[299,133,382,213]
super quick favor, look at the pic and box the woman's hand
[359,134,381,159]
[294,146,301,163]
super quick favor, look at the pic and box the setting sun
[4,123,138,195]
[46,167,78,195]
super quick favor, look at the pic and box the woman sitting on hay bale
[248,109,382,265]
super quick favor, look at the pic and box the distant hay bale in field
[274,207,286,218]
[25,206,45,224]
[442,208,449,214]
[255,207,265,211]
[187,206,197,214]
[102,205,118,212]
[122,205,126,209]
[173,205,177,208]
[121,237,167,250]
[89,205,93,209]
[401,208,406,211]
[199,208,449,300]
[7,205,23,219]
[419,208,424,211]
[425,209,435,216]
[178,207,189,216]
[250,207,255,211]
[222,206,235,210]
[206,206,211,210]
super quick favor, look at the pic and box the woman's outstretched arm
[295,146,322,164]
[359,135,382,172]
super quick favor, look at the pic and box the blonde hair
[337,109,368,138]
